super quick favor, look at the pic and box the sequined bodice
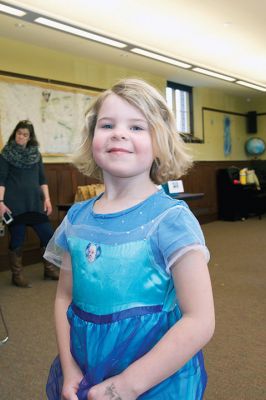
[68,235,176,314]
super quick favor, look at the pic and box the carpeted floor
[0,217,265,399]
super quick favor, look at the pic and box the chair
[74,183,105,202]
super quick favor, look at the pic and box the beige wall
[0,37,165,92]
[1,37,266,161]
[191,87,266,161]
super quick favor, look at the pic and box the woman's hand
[0,202,11,218]
[87,374,137,400]
[44,198,52,215]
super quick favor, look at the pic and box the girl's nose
[111,127,128,140]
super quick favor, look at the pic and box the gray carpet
[0,217,265,399]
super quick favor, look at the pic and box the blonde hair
[73,78,193,184]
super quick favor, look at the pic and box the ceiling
[1,0,266,98]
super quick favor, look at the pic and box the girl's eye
[102,124,113,129]
[130,126,144,131]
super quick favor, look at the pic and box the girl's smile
[107,147,133,154]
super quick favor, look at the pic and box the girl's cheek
[91,138,101,152]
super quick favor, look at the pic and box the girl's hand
[87,375,137,400]
[44,198,52,215]
[0,202,11,218]
[61,369,84,400]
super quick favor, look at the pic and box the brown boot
[43,263,59,280]
[41,247,59,280]
[9,248,32,288]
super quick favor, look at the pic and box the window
[166,81,195,141]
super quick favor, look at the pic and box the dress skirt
[46,303,207,400]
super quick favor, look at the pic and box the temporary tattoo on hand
[104,383,122,400]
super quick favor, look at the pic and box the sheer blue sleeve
[43,203,81,269]
[156,204,210,273]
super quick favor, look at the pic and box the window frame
[166,81,196,142]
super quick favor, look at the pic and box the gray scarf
[1,141,40,168]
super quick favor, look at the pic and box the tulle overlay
[46,304,207,400]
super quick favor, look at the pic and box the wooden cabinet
[217,167,266,220]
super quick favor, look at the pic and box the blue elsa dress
[45,190,210,400]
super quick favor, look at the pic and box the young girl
[45,78,215,400]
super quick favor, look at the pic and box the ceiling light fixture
[0,1,265,92]
[35,17,127,49]
[130,48,192,69]
[236,81,266,92]
[192,67,235,82]
[0,3,26,17]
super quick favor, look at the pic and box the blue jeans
[8,222,54,251]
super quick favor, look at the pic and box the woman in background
[0,120,59,287]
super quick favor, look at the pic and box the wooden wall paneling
[45,165,59,221]
[197,163,217,217]
[0,160,254,271]
[59,167,76,204]
[44,163,101,222]
[48,164,71,218]
[73,165,101,187]
[181,163,213,222]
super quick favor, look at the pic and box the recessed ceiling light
[35,17,127,49]
[0,3,26,17]
[236,81,266,92]
[130,48,192,69]
[192,67,235,82]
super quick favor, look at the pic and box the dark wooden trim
[202,107,246,117]
[0,70,104,92]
